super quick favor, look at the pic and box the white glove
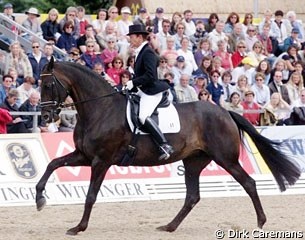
[125,80,134,90]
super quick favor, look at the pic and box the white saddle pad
[126,101,180,134]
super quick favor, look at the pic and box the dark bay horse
[36,58,301,235]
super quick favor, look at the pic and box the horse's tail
[228,110,301,192]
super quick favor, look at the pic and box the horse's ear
[47,56,55,71]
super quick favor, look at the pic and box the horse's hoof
[36,197,46,211]
[66,227,78,236]
[156,224,176,232]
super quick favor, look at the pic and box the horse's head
[40,57,70,123]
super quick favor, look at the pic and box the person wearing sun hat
[231,56,256,84]
[22,7,42,39]
[124,24,174,161]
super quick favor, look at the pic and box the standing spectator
[241,90,261,125]
[27,41,48,86]
[106,56,125,85]
[19,91,46,132]
[0,74,15,105]
[59,6,80,40]
[174,74,198,103]
[80,39,104,70]
[227,23,245,53]
[56,21,77,53]
[231,40,247,68]
[16,76,37,106]
[286,11,305,41]
[100,35,119,70]
[224,92,244,114]
[208,20,228,52]
[268,70,290,104]
[189,20,208,52]
[169,12,183,35]
[251,72,271,106]
[206,70,224,106]
[5,41,33,85]
[41,8,61,42]
[182,10,196,37]
[156,19,172,52]
[76,6,89,36]
[152,7,165,34]
[177,37,198,73]
[285,71,304,103]
[77,24,99,54]
[0,89,28,133]
[92,8,107,34]
[214,39,233,71]
[205,13,219,33]
[22,7,43,39]
[0,108,12,133]
[251,59,271,85]
[0,3,17,44]
[193,38,213,67]
[241,13,254,34]
[224,12,240,34]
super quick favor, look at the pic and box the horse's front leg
[36,150,89,211]
[66,157,110,235]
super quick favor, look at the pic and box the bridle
[40,72,121,112]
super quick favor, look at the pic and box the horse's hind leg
[66,157,110,235]
[157,156,211,232]
[217,159,267,228]
[36,150,89,211]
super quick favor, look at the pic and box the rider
[125,24,174,160]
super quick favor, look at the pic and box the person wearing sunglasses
[245,25,259,51]
[56,21,77,53]
[59,6,80,40]
[231,40,247,68]
[80,39,104,70]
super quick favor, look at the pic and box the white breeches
[136,89,163,124]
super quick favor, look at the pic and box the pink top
[214,51,231,70]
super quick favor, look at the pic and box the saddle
[128,91,170,131]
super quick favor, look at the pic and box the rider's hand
[125,80,134,90]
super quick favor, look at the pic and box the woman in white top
[177,37,198,73]
[92,9,107,34]
[285,71,304,103]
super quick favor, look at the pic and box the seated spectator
[0,74,15,105]
[268,70,290,104]
[116,70,131,90]
[213,40,233,71]
[263,92,291,125]
[282,27,303,52]
[257,24,274,57]
[19,91,46,132]
[291,88,305,107]
[189,20,208,52]
[192,74,208,95]
[247,41,267,67]
[157,56,171,79]
[193,56,213,84]
[106,56,125,85]
[100,35,119,70]
[285,71,304,103]
[198,88,216,104]
[251,59,271,85]
[221,71,235,102]
[270,59,289,83]
[231,40,247,68]
[7,68,19,88]
[4,41,33,85]
[59,96,77,132]
[232,74,251,101]
[22,7,43,39]
[0,3,17,45]
[77,24,100,54]
[177,37,198,72]
[17,76,37,106]
[0,89,28,133]
[227,23,245,54]
[242,13,254,35]
[244,25,259,52]
[294,61,305,83]
[92,8,107,35]
[282,45,302,74]
[206,70,224,106]
[241,90,261,125]
[161,35,178,67]
[126,55,135,78]
[224,12,240,34]
[41,8,61,42]
[80,39,104,69]
[92,62,115,86]
[169,12,183,35]
[251,72,271,106]
[193,38,213,67]
[76,6,89,37]
[59,6,80,40]
[171,56,193,85]
[212,56,225,76]
[163,72,177,104]
[96,21,117,51]
[208,20,228,52]
[224,92,244,114]
[0,108,12,134]
[174,74,198,103]
[232,57,256,84]
[205,13,219,33]
[66,47,81,63]
[56,21,77,54]
[182,9,196,37]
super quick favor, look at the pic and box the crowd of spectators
[1,3,305,133]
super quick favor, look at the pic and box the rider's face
[129,34,142,48]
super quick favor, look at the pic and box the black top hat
[127,24,149,35]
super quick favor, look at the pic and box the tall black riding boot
[143,117,174,160]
